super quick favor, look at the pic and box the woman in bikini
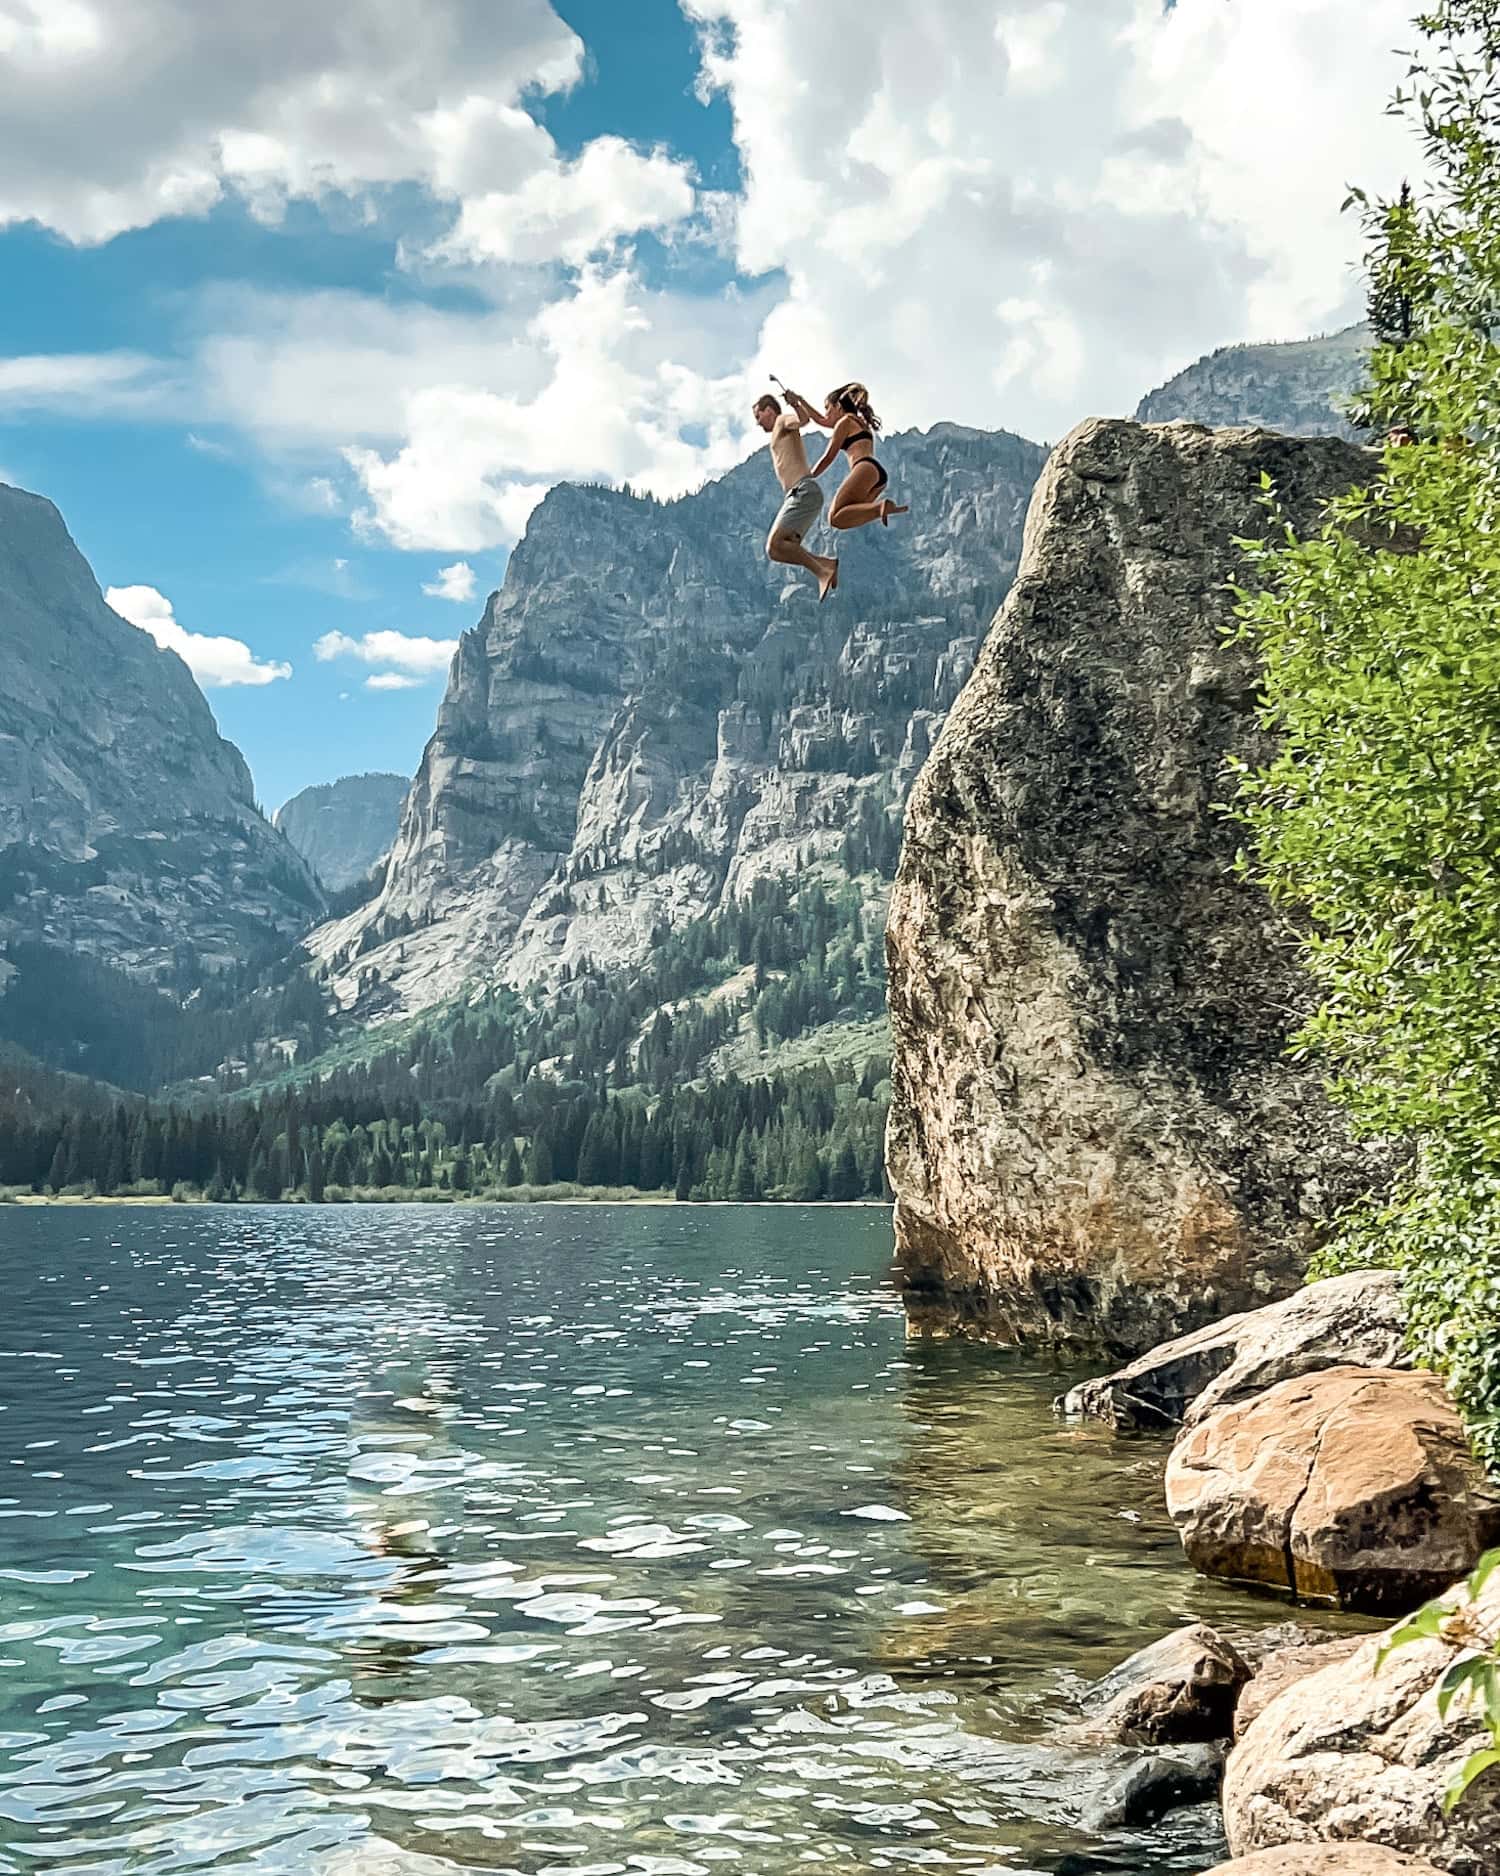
[809,383,908,531]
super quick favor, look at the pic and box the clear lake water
[0,1204,1318,1875]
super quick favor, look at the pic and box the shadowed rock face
[275,772,408,893]
[885,418,1388,1354]
[0,481,320,989]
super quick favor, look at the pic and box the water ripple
[0,1206,1251,1874]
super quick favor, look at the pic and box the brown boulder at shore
[1222,1566,1500,1875]
[1201,1850,1448,1876]
[1165,1366,1500,1612]
[885,421,1387,1354]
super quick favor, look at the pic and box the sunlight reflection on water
[0,1205,1263,1874]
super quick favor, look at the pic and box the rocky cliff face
[886,419,1386,1355]
[0,482,320,996]
[1136,326,1369,439]
[275,772,407,891]
[308,424,1047,1019]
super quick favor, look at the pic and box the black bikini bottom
[849,457,888,494]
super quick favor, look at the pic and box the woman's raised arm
[810,416,851,477]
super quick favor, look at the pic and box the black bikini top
[841,428,874,452]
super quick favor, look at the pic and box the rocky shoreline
[1059,1272,1500,1873]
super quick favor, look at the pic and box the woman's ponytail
[828,381,881,433]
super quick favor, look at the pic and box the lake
[0,1205,1277,1874]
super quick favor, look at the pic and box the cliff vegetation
[1230,0,1500,1469]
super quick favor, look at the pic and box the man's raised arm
[783,387,829,428]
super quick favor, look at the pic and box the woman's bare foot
[817,557,839,602]
[880,501,909,527]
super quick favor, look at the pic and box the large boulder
[886,418,1388,1354]
[1166,1368,1500,1612]
[1059,1270,1408,1430]
[1222,1568,1500,1875]
[1201,1850,1448,1876]
[1081,1622,1251,1744]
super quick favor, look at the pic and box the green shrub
[1232,1,1500,1471]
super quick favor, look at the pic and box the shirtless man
[754,392,839,601]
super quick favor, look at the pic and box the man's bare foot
[817,558,839,603]
[880,501,910,527]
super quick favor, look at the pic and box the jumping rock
[1223,1567,1500,1875]
[886,418,1387,1354]
[1166,1367,1500,1613]
[1058,1270,1407,1431]
[1080,1741,1225,1831]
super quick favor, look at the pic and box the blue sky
[0,0,1414,809]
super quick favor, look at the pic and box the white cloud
[314,628,458,674]
[364,672,423,691]
[684,0,1414,440]
[0,1,694,256]
[1,0,1421,557]
[340,263,763,549]
[416,97,696,267]
[422,560,478,604]
[0,351,166,411]
[106,583,291,687]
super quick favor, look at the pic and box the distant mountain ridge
[306,422,1050,1027]
[0,483,319,1000]
[0,319,1379,1107]
[275,771,407,891]
[1135,324,1370,438]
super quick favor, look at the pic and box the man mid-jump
[753,391,838,602]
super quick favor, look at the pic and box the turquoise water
[0,1206,1264,1875]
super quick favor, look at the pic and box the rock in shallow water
[1082,1622,1251,1744]
[1223,1567,1500,1875]
[1080,1740,1225,1830]
[886,416,1389,1355]
[1058,1270,1408,1431]
[1166,1367,1500,1612]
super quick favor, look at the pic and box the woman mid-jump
[794,382,908,531]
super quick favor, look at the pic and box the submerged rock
[886,418,1386,1354]
[1166,1367,1500,1612]
[1223,1567,1500,1874]
[1058,1271,1408,1431]
[1082,1622,1251,1745]
[1081,1740,1225,1830]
